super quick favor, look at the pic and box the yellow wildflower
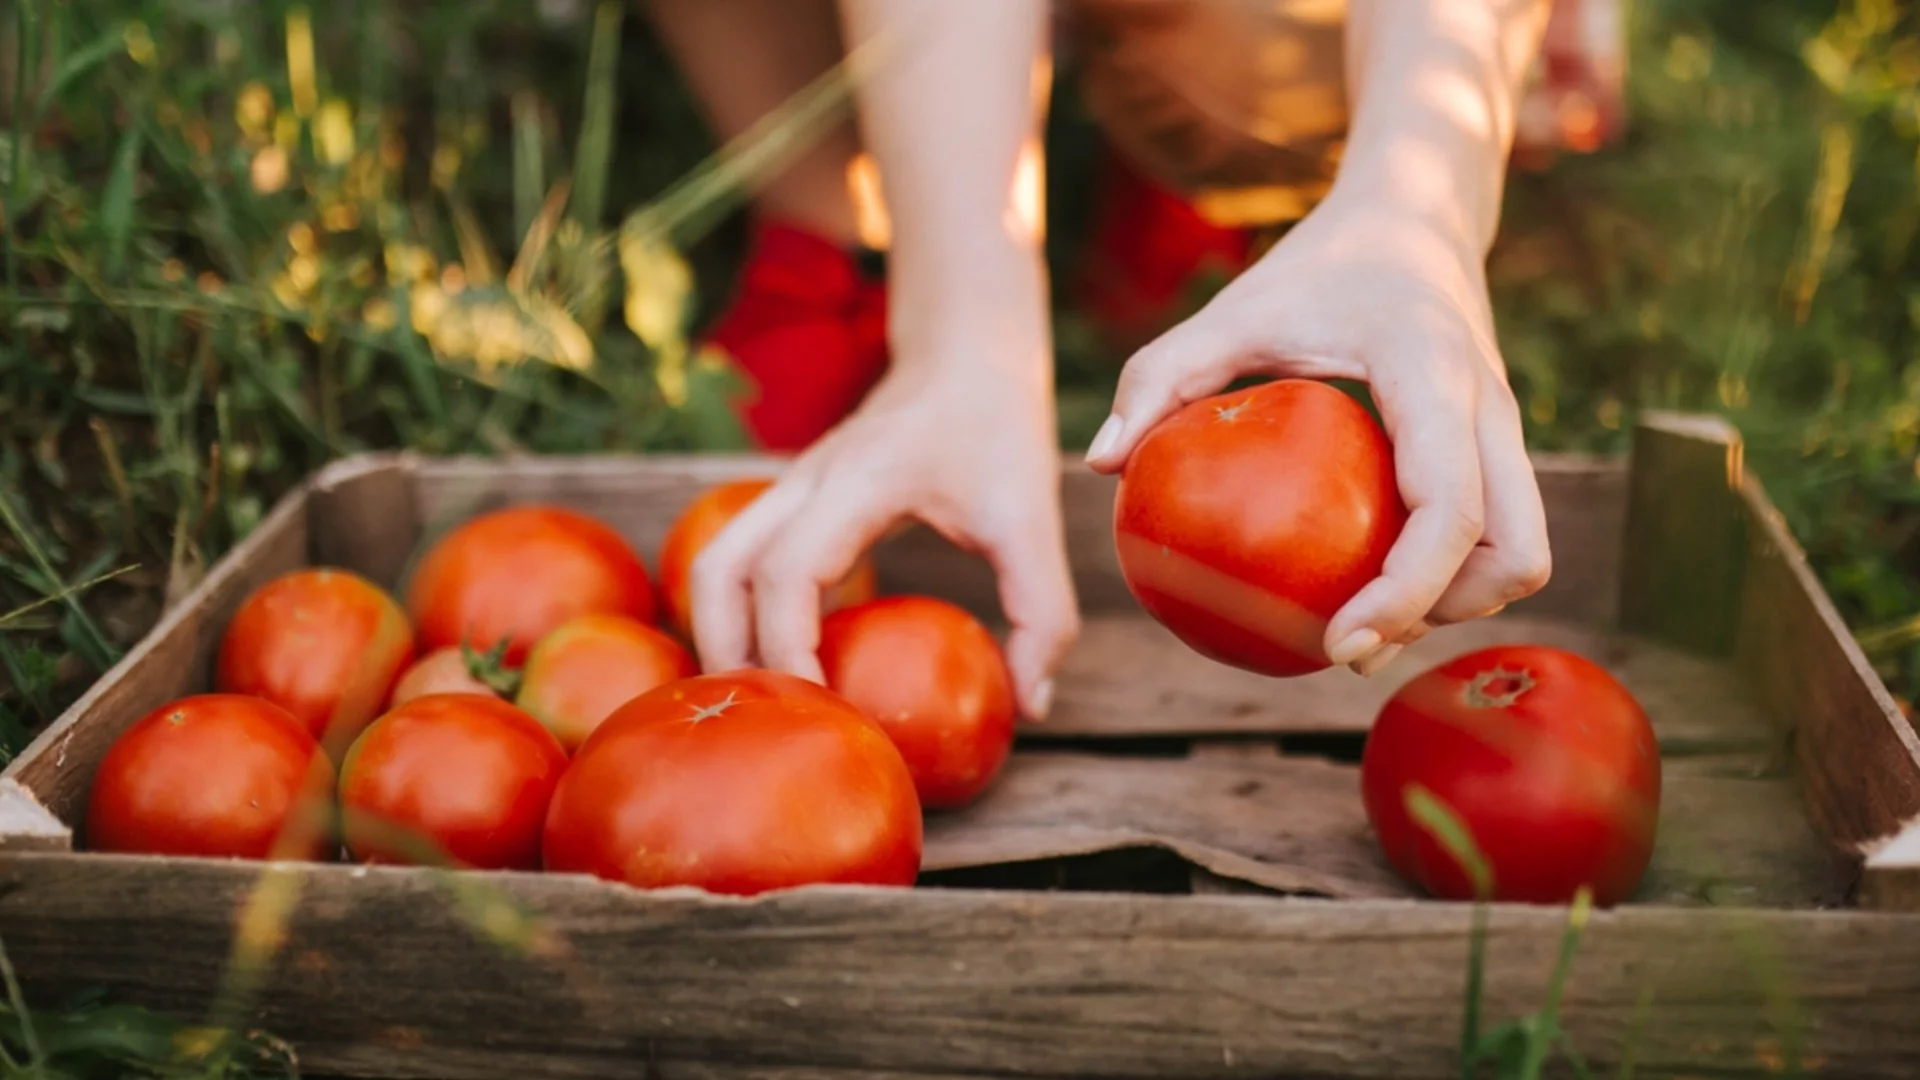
[323,202,360,233]
[410,283,449,336]
[251,147,290,194]
[315,99,355,167]
[123,23,156,66]
[236,82,275,138]
[288,254,320,294]
[363,297,398,331]
[618,230,692,350]
[286,8,318,118]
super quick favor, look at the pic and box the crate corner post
[1619,410,1749,656]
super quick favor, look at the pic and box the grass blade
[0,489,117,668]
[568,1,622,230]
[513,89,546,244]
[621,31,887,251]
[1519,889,1593,1080]
[0,565,135,631]
[6,0,42,292]
[1404,785,1497,1077]
[0,936,42,1070]
[101,124,143,279]
[33,23,124,119]
[1405,785,1495,899]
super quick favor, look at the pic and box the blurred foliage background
[3,0,1920,752]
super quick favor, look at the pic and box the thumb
[1084,320,1234,474]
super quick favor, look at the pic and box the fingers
[688,473,817,674]
[1427,393,1552,625]
[1084,321,1237,473]
[981,504,1080,721]
[1325,370,1485,667]
[750,480,898,685]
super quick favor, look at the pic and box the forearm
[1334,0,1550,255]
[837,0,1051,383]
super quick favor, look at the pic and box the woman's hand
[688,331,1079,722]
[1084,184,1551,676]
[688,0,1074,718]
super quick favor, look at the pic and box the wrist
[1321,153,1492,265]
[885,238,1053,382]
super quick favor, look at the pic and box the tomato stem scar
[1464,666,1537,708]
[686,691,738,724]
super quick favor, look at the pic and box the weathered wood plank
[1509,453,1629,627]
[1619,412,1750,656]
[1733,476,1920,861]
[1,857,1917,1080]
[398,453,1624,625]
[309,454,422,593]
[1039,612,1774,749]
[1,485,313,827]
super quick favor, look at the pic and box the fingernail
[1350,643,1403,678]
[1087,416,1124,461]
[1030,678,1055,722]
[1327,629,1381,667]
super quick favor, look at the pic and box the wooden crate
[4,413,1920,1079]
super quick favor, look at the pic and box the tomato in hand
[338,693,567,870]
[86,694,335,860]
[215,568,416,756]
[406,504,653,665]
[818,596,1015,808]
[1113,379,1406,677]
[656,478,878,640]
[1359,645,1662,906]
[516,614,698,752]
[543,670,922,895]
[389,647,503,708]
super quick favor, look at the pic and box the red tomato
[406,505,653,666]
[1113,379,1406,676]
[215,568,416,755]
[1359,645,1662,906]
[543,670,922,895]
[818,596,1016,808]
[656,478,878,641]
[515,614,698,753]
[86,694,335,860]
[338,694,567,870]
[389,647,500,708]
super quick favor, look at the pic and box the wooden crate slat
[392,452,1624,626]
[1,857,1918,1080]
[309,453,422,593]
[1732,476,1920,862]
[1618,411,1750,655]
[0,416,1909,1078]
[1040,610,1772,744]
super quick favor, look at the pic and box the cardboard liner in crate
[922,750,1410,899]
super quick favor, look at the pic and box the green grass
[0,0,1912,1074]
[5,0,1920,738]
